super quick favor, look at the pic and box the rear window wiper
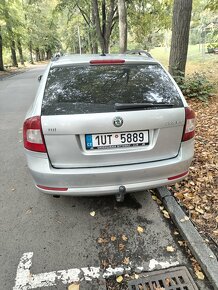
[115,102,173,110]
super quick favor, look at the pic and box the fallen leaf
[174,231,179,235]
[101,259,108,268]
[119,243,125,251]
[134,274,139,279]
[162,210,170,219]
[137,226,144,234]
[180,216,189,222]
[178,240,184,246]
[122,234,128,241]
[122,257,129,265]
[166,246,175,252]
[111,236,116,241]
[175,192,184,199]
[213,230,218,235]
[90,211,96,217]
[68,284,80,290]
[116,276,123,283]
[25,207,32,214]
[156,198,162,205]
[215,216,218,223]
[97,237,108,244]
[195,271,204,280]
[195,207,204,214]
[152,195,157,201]
[165,277,171,286]
[153,284,165,290]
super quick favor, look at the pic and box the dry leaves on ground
[116,276,123,283]
[166,246,175,252]
[169,96,218,243]
[137,226,144,234]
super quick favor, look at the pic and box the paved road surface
[0,67,211,289]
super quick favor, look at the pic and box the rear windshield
[42,64,183,115]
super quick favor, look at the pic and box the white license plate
[85,131,149,150]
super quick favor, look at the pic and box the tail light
[23,116,47,152]
[182,107,195,142]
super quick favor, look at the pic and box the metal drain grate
[128,266,198,290]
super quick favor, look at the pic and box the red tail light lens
[90,59,125,65]
[182,107,195,142]
[168,171,188,180]
[37,185,68,191]
[23,116,47,152]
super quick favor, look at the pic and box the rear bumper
[25,140,194,196]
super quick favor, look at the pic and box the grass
[150,44,218,92]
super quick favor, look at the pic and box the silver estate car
[23,53,195,201]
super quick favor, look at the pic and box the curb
[156,187,218,290]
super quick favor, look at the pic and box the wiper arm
[115,102,173,110]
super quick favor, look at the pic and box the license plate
[85,130,149,150]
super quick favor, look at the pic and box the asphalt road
[0,67,211,290]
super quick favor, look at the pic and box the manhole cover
[128,266,198,290]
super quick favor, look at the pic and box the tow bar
[115,185,126,202]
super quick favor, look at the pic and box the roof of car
[50,53,158,67]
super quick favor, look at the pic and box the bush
[176,72,215,102]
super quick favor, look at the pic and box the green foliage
[207,42,218,49]
[128,0,173,50]
[205,0,218,11]
[178,72,215,102]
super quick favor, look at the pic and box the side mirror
[38,75,42,82]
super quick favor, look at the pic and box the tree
[205,0,218,11]
[118,0,127,53]
[0,26,4,70]
[92,0,118,53]
[128,0,173,50]
[169,0,192,77]
[1,0,18,67]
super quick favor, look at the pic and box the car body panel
[25,139,193,195]
[41,108,185,168]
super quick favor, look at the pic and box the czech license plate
[85,130,149,150]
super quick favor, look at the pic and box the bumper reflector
[37,185,68,191]
[168,171,188,180]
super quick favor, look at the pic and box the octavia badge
[113,116,123,127]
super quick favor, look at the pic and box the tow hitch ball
[116,185,126,202]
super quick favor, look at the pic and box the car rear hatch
[41,61,185,169]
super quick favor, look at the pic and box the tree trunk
[46,49,52,60]
[92,0,116,53]
[169,0,192,77]
[10,40,18,67]
[35,48,40,62]
[91,4,98,54]
[40,49,45,61]
[17,39,25,65]
[92,0,105,53]
[118,0,127,53]
[104,0,116,53]
[29,41,34,64]
[0,26,4,71]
